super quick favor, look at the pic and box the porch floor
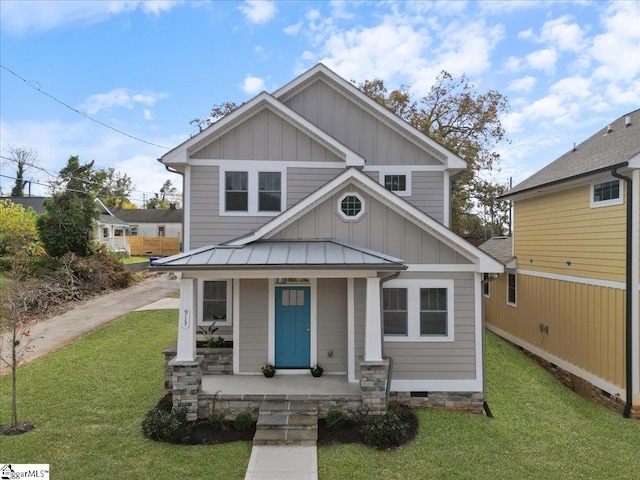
[202,374,361,397]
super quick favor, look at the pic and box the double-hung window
[221,168,284,215]
[383,279,454,342]
[200,279,231,326]
[591,179,623,208]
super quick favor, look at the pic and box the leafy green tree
[95,167,134,210]
[0,200,42,256]
[358,72,510,235]
[146,180,181,209]
[37,156,99,257]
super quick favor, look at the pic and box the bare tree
[3,145,39,197]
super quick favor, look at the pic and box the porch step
[253,401,318,446]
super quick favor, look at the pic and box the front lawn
[318,332,640,479]
[2,311,639,479]
[121,256,150,264]
[0,310,251,479]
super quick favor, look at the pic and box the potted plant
[310,364,324,377]
[261,364,276,378]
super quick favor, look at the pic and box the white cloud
[284,22,302,36]
[0,0,184,34]
[525,48,558,74]
[550,76,591,98]
[81,88,168,115]
[240,76,265,95]
[504,56,522,72]
[539,15,587,53]
[591,2,640,81]
[508,76,537,93]
[143,109,153,121]
[238,1,277,25]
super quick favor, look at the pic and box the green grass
[2,313,639,479]
[0,310,251,479]
[121,256,150,264]
[318,332,640,479]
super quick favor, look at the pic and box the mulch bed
[0,421,35,437]
[185,421,255,445]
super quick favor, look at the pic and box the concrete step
[254,400,318,446]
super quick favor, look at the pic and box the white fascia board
[161,91,364,168]
[627,151,640,169]
[228,168,504,271]
[273,64,466,170]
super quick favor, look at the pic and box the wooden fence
[127,236,180,256]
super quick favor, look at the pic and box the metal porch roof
[151,240,406,270]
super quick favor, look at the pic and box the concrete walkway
[1,273,179,366]
[245,445,318,480]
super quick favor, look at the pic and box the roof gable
[505,108,640,198]
[273,64,467,171]
[161,92,364,167]
[227,168,503,272]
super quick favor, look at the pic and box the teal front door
[275,286,311,368]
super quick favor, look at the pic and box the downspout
[611,167,633,418]
[481,273,499,418]
[380,271,401,406]
[158,158,185,252]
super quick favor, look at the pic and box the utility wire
[0,64,171,150]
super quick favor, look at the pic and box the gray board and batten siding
[238,278,269,373]
[190,108,343,163]
[281,77,443,167]
[270,185,470,265]
[316,278,348,373]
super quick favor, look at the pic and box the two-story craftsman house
[154,64,503,420]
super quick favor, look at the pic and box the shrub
[325,409,346,428]
[233,412,253,431]
[358,409,409,449]
[141,406,191,443]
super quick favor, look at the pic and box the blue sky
[1,0,638,205]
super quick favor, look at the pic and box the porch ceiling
[151,239,406,271]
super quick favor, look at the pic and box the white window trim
[507,273,517,307]
[383,279,455,342]
[219,166,287,216]
[337,192,366,221]
[590,179,623,208]
[198,279,232,326]
[373,166,413,197]
[483,273,490,298]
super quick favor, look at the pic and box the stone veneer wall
[391,391,484,413]
[164,345,233,391]
[198,393,363,420]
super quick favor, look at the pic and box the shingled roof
[478,236,515,267]
[114,208,182,223]
[504,108,640,198]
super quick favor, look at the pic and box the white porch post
[175,278,197,362]
[364,276,383,362]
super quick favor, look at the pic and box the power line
[0,64,171,150]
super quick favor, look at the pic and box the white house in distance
[153,64,503,421]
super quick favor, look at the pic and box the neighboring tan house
[481,109,640,418]
[153,64,503,420]
[114,206,182,243]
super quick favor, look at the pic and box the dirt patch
[0,421,35,437]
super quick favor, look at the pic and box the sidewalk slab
[244,445,317,480]
[135,297,179,311]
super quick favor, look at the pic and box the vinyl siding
[270,185,470,265]
[484,273,625,388]
[238,279,268,373]
[317,279,348,373]
[191,108,342,162]
[514,184,626,282]
[283,79,443,166]
[383,272,477,380]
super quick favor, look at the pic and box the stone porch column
[360,358,389,415]
[169,356,203,421]
[364,276,383,362]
